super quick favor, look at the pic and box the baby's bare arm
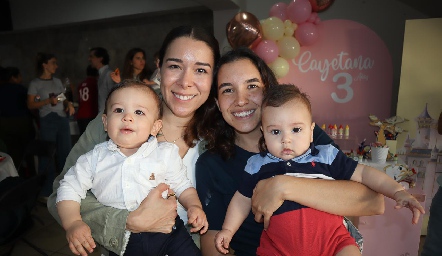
[179,187,208,233]
[57,200,96,255]
[352,164,425,223]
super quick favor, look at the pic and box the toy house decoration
[413,103,436,149]
[396,104,442,214]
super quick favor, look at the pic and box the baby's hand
[215,229,233,254]
[393,190,425,224]
[187,205,208,234]
[65,220,96,256]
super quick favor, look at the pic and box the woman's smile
[232,109,255,118]
[173,92,197,101]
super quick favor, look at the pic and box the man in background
[88,47,115,113]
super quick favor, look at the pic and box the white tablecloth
[0,152,19,182]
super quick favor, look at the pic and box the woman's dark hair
[104,79,162,118]
[200,47,278,160]
[35,52,56,76]
[90,47,110,65]
[258,84,312,152]
[121,48,152,82]
[158,25,220,148]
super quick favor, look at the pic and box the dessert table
[0,152,19,182]
[358,159,425,256]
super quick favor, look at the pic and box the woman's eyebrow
[246,78,260,83]
[165,58,211,68]
[218,82,232,89]
[165,58,182,63]
[196,62,212,68]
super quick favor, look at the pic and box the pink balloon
[269,2,288,21]
[295,22,319,46]
[308,12,318,23]
[287,0,312,24]
[253,40,279,64]
[314,16,321,25]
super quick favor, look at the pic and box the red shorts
[257,208,357,256]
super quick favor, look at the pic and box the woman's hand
[49,96,58,106]
[251,176,285,229]
[126,183,177,233]
[64,101,75,116]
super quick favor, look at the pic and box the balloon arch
[226,0,335,78]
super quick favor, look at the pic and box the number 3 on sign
[331,72,353,103]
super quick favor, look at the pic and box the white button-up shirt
[57,137,192,212]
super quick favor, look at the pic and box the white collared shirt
[57,137,192,212]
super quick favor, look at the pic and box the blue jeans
[39,112,71,196]
[421,186,442,256]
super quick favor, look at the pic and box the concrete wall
[9,0,203,31]
[0,9,213,91]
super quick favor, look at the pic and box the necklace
[157,129,184,143]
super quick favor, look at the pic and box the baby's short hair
[262,83,312,118]
[104,79,162,118]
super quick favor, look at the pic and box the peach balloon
[261,17,285,41]
[269,57,290,78]
[277,36,300,59]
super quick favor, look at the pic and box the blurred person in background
[76,65,98,135]
[27,52,75,198]
[89,47,115,113]
[110,47,152,83]
[0,66,35,170]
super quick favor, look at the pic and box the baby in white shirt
[56,80,207,256]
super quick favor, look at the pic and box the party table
[357,159,425,256]
[0,152,19,182]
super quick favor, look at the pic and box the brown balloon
[309,0,335,12]
[226,12,262,49]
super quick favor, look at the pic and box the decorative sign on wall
[280,19,393,145]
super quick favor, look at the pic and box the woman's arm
[251,176,384,228]
[27,94,56,109]
[63,99,75,116]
